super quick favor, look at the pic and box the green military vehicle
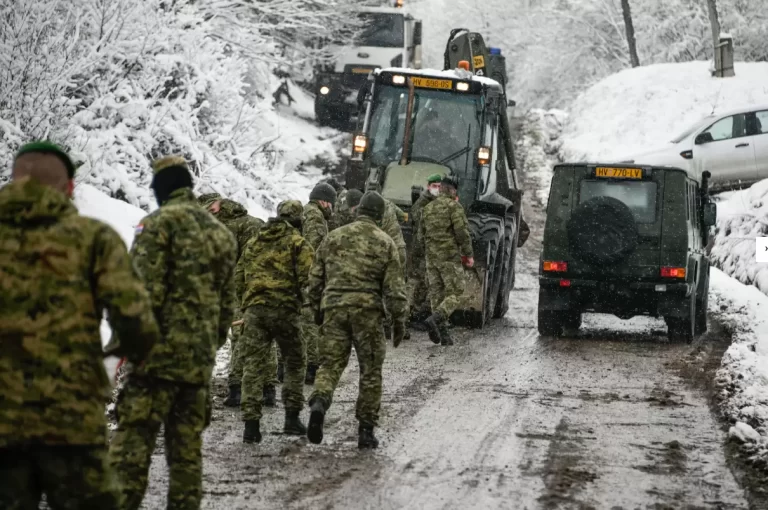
[345,29,528,326]
[538,164,717,341]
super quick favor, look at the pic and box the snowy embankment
[559,60,768,460]
[516,109,567,207]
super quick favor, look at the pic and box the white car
[624,104,768,188]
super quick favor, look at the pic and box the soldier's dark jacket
[307,216,407,321]
[236,218,314,311]
[420,193,473,263]
[131,188,237,386]
[0,178,159,447]
[302,201,329,250]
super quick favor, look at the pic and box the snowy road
[137,196,754,509]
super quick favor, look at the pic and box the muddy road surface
[139,184,752,509]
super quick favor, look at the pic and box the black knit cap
[357,191,386,221]
[346,189,364,208]
[14,141,76,178]
[441,174,459,189]
[309,182,337,204]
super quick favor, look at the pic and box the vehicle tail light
[543,261,567,272]
[680,150,693,160]
[559,279,571,287]
[661,266,686,278]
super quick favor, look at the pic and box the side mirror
[507,99,517,108]
[695,132,714,145]
[411,185,423,206]
[703,201,717,227]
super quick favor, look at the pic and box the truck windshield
[357,13,404,48]
[368,84,483,179]
[579,180,658,223]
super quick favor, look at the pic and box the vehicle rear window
[579,180,657,223]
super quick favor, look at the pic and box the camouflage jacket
[214,199,264,261]
[131,188,237,386]
[381,200,406,249]
[419,193,473,264]
[236,218,313,312]
[410,192,436,261]
[307,216,407,322]
[0,178,159,447]
[302,200,330,250]
[329,189,351,231]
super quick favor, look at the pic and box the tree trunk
[705,0,722,76]
[620,0,640,67]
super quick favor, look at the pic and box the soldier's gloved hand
[314,309,324,326]
[461,256,475,268]
[392,321,406,348]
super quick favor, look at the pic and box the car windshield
[670,115,716,143]
[356,13,404,48]
[368,84,483,179]
[580,180,658,223]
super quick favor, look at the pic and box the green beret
[15,141,76,178]
[152,155,188,175]
[427,173,443,184]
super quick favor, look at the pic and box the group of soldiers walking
[0,141,475,509]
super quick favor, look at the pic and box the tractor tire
[493,215,518,319]
[467,214,505,328]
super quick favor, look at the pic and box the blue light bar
[489,47,502,55]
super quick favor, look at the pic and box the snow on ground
[711,180,768,294]
[561,61,768,162]
[710,268,768,461]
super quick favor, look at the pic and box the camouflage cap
[152,155,188,175]
[14,141,76,178]
[197,192,222,207]
[277,199,303,220]
[427,173,443,184]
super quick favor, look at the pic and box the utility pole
[620,0,640,67]
[705,0,723,75]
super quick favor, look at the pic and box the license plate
[595,167,643,179]
[351,68,372,74]
[473,55,485,68]
[411,77,453,90]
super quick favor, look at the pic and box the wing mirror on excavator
[507,99,516,108]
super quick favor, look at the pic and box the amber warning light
[660,266,686,278]
[543,261,567,272]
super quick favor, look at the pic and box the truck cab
[314,3,422,127]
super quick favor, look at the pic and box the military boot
[223,384,241,407]
[263,384,276,407]
[358,425,379,449]
[243,420,261,444]
[284,410,307,435]
[423,313,443,344]
[439,321,453,346]
[307,399,325,444]
[305,363,318,385]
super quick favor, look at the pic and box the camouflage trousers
[0,445,119,509]
[108,377,207,510]
[310,307,386,427]
[301,307,320,366]
[229,309,279,387]
[408,258,430,317]
[427,260,465,321]
[240,306,306,422]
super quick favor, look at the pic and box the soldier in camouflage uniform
[0,142,160,509]
[330,188,363,230]
[409,174,443,322]
[420,175,474,346]
[196,193,277,408]
[236,200,314,443]
[306,191,407,449]
[301,182,337,384]
[108,156,237,510]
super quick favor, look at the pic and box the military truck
[538,164,717,342]
[345,29,527,326]
[314,2,423,127]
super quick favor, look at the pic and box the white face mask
[428,186,441,196]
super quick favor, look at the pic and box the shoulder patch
[134,224,144,235]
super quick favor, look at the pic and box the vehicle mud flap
[459,266,487,328]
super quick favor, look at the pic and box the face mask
[428,186,441,196]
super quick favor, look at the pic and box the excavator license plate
[595,167,642,179]
[411,77,453,90]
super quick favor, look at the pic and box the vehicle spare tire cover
[567,196,639,265]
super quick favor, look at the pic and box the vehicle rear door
[694,113,757,183]
[751,110,768,180]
